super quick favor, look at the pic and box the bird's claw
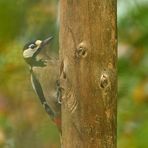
[56,80,62,104]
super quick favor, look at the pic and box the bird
[23,36,61,132]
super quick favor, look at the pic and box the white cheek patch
[23,47,38,58]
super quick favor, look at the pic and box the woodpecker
[23,37,61,131]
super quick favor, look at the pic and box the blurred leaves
[118,4,148,47]
[0,0,27,46]
[118,1,148,148]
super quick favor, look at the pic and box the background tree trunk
[59,0,117,147]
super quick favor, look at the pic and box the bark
[59,0,117,147]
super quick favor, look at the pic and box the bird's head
[23,37,53,66]
[23,36,53,59]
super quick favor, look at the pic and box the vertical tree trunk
[59,0,117,147]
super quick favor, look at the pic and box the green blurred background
[0,0,147,147]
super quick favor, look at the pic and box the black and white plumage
[23,37,61,130]
[23,37,52,67]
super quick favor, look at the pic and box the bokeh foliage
[118,2,148,148]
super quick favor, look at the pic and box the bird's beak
[41,36,53,48]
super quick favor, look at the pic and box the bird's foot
[56,80,62,104]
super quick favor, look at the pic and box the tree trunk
[59,0,117,147]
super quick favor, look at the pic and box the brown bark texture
[59,0,117,147]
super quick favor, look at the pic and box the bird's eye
[29,44,36,49]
